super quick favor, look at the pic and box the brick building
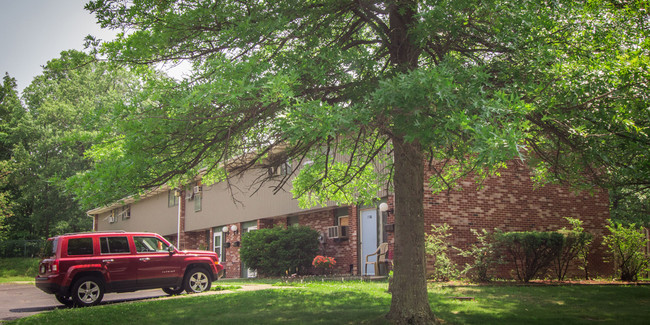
[88,159,612,279]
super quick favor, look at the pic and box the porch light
[230,225,238,233]
[379,203,393,214]
[222,226,229,233]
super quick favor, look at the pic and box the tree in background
[5,50,142,239]
[78,1,648,323]
[0,73,24,239]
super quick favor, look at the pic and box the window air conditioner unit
[193,186,202,194]
[327,225,348,239]
[108,215,116,224]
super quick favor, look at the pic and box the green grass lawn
[0,258,39,283]
[8,280,650,325]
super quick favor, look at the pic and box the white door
[361,209,378,275]
[242,225,258,278]
[213,231,223,261]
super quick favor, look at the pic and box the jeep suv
[35,231,224,307]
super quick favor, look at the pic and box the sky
[0,0,118,92]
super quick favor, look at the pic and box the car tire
[71,276,105,307]
[184,268,212,294]
[55,294,74,307]
[162,286,185,295]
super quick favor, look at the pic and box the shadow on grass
[10,282,650,325]
[428,284,650,325]
[12,285,392,325]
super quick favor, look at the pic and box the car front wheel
[71,276,104,307]
[184,268,212,294]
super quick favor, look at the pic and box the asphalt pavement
[0,282,282,322]
[0,283,166,322]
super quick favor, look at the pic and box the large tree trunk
[386,137,438,325]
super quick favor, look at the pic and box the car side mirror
[168,245,176,255]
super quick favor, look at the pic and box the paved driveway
[0,283,281,321]
[0,283,166,321]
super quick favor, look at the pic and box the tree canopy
[1,51,143,239]
[78,1,648,323]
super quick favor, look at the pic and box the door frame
[360,207,379,276]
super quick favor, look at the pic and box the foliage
[494,230,564,282]
[0,257,40,283]
[80,1,649,322]
[455,229,501,282]
[312,255,337,272]
[240,226,319,276]
[603,220,650,282]
[425,224,459,281]
[553,217,593,281]
[10,280,650,325]
[4,51,143,239]
[0,73,23,239]
[0,239,48,258]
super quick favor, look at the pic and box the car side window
[100,236,131,254]
[67,238,94,256]
[134,236,170,253]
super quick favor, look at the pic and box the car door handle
[102,259,114,263]
[140,258,151,262]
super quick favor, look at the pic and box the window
[100,237,131,254]
[194,187,202,212]
[134,236,170,253]
[338,216,349,226]
[67,238,93,256]
[120,205,131,220]
[288,215,299,227]
[168,190,178,207]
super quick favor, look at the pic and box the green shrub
[494,230,564,282]
[603,220,649,282]
[456,229,501,282]
[425,223,459,281]
[240,226,319,276]
[553,217,593,281]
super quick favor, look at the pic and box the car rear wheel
[184,268,212,293]
[71,276,104,307]
[162,286,184,295]
[55,294,74,307]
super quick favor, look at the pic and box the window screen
[67,238,94,256]
[100,237,131,254]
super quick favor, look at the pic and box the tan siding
[94,191,178,236]
[185,169,325,231]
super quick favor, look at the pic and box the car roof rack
[62,230,127,236]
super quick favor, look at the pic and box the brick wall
[415,160,611,279]
[176,161,611,280]
[298,207,359,275]
[184,230,210,250]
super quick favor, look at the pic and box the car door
[99,236,137,291]
[133,236,182,288]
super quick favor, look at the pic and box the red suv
[35,231,224,307]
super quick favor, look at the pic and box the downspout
[177,190,182,249]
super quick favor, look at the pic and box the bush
[553,217,593,281]
[240,226,319,276]
[603,221,649,282]
[425,223,459,281]
[456,229,500,282]
[494,230,563,282]
[0,239,48,258]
